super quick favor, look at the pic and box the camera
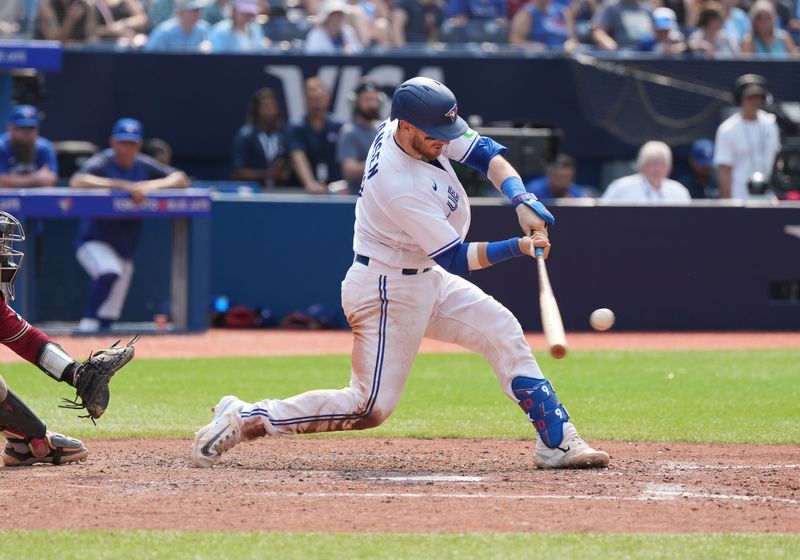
[747,171,769,195]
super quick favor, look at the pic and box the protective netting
[568,54,731,146]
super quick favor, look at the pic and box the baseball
[590,308,615,331]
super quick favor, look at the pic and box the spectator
[720,0,750,48]
[145,0,209,51]
[641,6,686,54]
[564,0,598,46]
[142,138,174,165]
[147,0,177,31]
[0,1,36,37]
[203,0,231,25]
[35,0,99,43]
[286,77,343,194]
[231,87,291,189]
[93,0,148,47]
[69,118,190,332]
[677,138,718,199]
[442,0,509,43]
[714,74,781,199]
[741,0,798,56]
[601,141,691,203]
[390,0,445,46]
[345,0,391,47]
[658,0,694,29]
[336,80,382,194]
[208,0,269,52]
[591,0,654,51]
[688,2,739,57]
[525,154,593,201]
[305,0,364,53]
[508,0,575,51]
[0,105,58,188]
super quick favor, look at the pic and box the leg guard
[511,377,569,448]
[0,387,47,439]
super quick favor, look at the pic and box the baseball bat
[533,246,568,359]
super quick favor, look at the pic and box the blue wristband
[500,176,528,202]
[485,237,523,264]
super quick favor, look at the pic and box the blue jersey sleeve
[446,131,507,176]
[139,154,177,179]
[78,151,111,176]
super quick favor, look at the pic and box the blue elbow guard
[510,194,555,225]
[511,377,569,448]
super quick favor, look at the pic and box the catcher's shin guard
[511,377,569,448]
[0,387,47,439]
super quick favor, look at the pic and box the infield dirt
[2,330,799,533]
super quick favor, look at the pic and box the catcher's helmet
[390,77,468,141]
[0,211,24,301]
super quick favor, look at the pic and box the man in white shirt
[714,74,781,200]
[601,141,691,204]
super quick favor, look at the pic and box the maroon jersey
[0,299,51,364]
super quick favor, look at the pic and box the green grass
[0,531,798,560]
[3,349,799,444]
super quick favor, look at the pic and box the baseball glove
[61,336,139,421]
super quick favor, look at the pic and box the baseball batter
[192,77,609,469]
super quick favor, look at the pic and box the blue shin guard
[511,377,569,448]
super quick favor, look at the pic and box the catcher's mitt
[61,335,139,421]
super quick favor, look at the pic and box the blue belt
[355,254,431,276]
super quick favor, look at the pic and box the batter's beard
[410,135,444,160]
[10,139,34,164]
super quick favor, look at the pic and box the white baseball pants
[75,240,134,321]
[244,261,544,435]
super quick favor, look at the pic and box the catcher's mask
[0,211,25,301]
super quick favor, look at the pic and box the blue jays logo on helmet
[390,77,468,141]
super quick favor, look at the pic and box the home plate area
[3,438,798,533]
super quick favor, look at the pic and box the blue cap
[9,105,39,128]
[111,118,143,142]
[691,139,714,166]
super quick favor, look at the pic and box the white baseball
[590,308,615,331]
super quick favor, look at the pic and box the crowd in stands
[2,0,800,56]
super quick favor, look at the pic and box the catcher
[0,211,136,466]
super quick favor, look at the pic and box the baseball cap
[111,118,143,142]
[318,0,348,22]
[9,105,40,128]
[175,0,207,10]
[233,0,260,15]
[653,7,677,30]
[690,139,714,166]
[741,83,768,98]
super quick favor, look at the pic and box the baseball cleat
[2,431,89,466]
[0,374,7,401]
[190,395,246,468]
[533,423,610,469]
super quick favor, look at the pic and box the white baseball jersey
[353,118,480,269]
[242,119,545,436]
[714,110,781,200]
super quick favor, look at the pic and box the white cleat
[533,423,610,469]
[190,395,247,468]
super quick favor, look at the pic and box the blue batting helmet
[390,77,468,141]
